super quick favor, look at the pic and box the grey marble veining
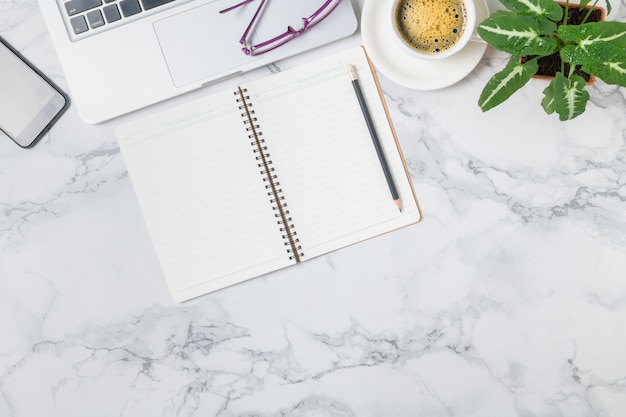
[2,0,626,416]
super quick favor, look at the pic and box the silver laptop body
[39,0,358,123]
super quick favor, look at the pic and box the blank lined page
[242,47,421,259]
[116,90,293,302]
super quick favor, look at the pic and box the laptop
[38,0,358,124]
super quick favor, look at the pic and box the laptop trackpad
[154,1,261,87]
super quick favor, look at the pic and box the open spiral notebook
[116,46,422,302]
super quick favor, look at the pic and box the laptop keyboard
[61,0,192,38]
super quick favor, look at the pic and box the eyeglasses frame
[220,0,343,56]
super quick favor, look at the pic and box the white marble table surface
[2,0,626,416]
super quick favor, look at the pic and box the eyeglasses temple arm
[219,0,256,14]
[239,0,267,45]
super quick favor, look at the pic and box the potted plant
[476,0,626,120]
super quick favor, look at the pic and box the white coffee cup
[390,0,477,60]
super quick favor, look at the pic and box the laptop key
[65,0,103,16]
[119,0,143,17]
[103,4,122,23]
[87,10,106,28]
[70,15,90,34]
[141,0,175,11]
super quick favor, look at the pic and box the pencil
[347,64,402,212]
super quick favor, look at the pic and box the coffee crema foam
[395,0,467,54]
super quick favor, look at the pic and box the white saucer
[362,0,490,90]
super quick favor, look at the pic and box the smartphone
[0,36,69,148]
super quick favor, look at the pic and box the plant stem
[582,0,600,23]
[563,0,570,26]
[568,63,576,79]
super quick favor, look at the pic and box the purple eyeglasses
[219,0,343,56]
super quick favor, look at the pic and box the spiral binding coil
[235,87,304,262]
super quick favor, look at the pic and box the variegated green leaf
[541,80,556,115]
[567,42,626,87]
[478,56,538,112]
[477,11,559,56]
[558,21,626,48]
[499,0,563,20]
[560,44,586,65]
[551,73,590,120]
